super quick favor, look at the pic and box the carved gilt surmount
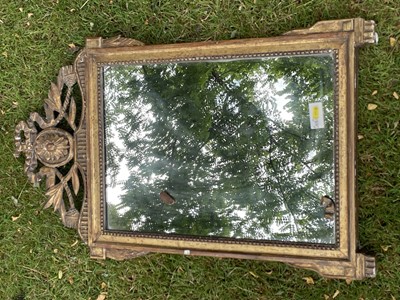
[15,18,377,280]
[14,66,82,229]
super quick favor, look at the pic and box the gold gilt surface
[15,18,377,280]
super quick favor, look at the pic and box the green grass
[1,0,400,299]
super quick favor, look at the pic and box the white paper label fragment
[309,102,325,129]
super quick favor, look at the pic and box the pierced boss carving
[35,129,74,167]
[14,66,83,229]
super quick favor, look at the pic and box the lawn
[1,0,399,299]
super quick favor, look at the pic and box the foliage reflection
[103,54,336,243]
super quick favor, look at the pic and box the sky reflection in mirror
[103,54,336,244]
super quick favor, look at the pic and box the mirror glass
[103,53,336,244]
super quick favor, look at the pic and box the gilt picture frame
[15,18,377,280]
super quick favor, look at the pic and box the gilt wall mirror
[15,18,378,280]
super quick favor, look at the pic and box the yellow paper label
[309,102,324,129]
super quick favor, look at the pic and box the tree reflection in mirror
[103,53,336,244]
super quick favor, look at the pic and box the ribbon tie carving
[14,66,82,228]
